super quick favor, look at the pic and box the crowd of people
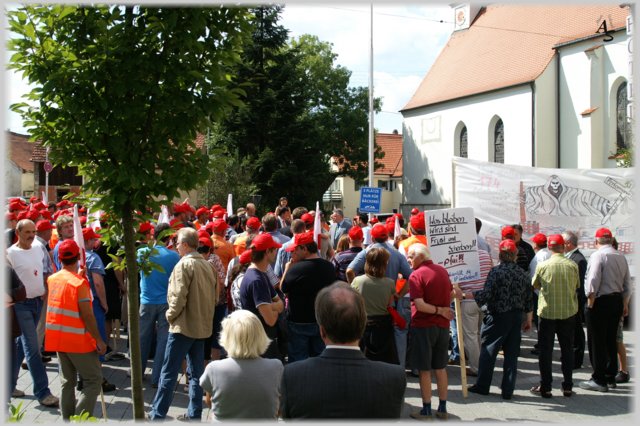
[4,195,633,420]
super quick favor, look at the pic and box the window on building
[617,82,631,150]
[459,126,468,158]
[354,179,367,191]
[494,119,504,163]
[377,180,389,190]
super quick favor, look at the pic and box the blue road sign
[359,187,382,213]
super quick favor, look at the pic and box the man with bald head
[280,282,406,419]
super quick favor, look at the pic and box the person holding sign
[468,239,533,400]
[407,243,460,420]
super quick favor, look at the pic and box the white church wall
[402,85,533,208]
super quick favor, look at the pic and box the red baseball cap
[170,218,184,230]
[32,201,46,210]
[196,207,209,217]
[531,233,547,245]
[411,208,419,215]
[369,216,379,225]
[286,231,315,252]
[300,213,315,226]
[173,203,189,214]
[212,209,226,219]
[39,209,52,220]
[138,222,154,234]
[198,236,212,248]
[36,220,54,232]
[250,233,282,252]
[348,226,363,241]
[5,212,17,221]
[79,216,87,226]
[385,220,395,235]
[210,204,223,212]
[410,212,425,232]
[58,239,80,260]
[547,234,565,247]
[246,216,261,231]
[17,211,28,221]
[501,226,515,239]
[211,219,228,234]
[8,201,26,211]
[82,227,101,240]
[239,249,252,265]
[371,223,389,240]
[595,227,612,238]
[197,229,210,240]
[26,210,40,221]
[499,239,517,253]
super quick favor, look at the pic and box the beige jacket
[166,252,217,339]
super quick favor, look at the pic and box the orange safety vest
[45,269,96,353]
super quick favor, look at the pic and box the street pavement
[10,326,635,422]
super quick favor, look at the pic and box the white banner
[426,207,480,284]
[453,157,635,275]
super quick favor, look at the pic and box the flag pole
[368,3,375,221]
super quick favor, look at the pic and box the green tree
[210,6,383,211]
[7,5,251,418]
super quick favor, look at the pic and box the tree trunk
[121,206,145,418]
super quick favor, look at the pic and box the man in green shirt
[530,234,579,398]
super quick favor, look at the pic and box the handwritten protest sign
[425,207,480,284]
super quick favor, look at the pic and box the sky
[4,3,454,136]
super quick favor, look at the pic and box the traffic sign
[359,187,382,213]
[44,161,53,173]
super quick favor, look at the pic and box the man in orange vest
[46,239,107,420]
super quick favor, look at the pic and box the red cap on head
[212,209,226,219]
[531,233,547,245]
[411,208,419,215]
[410,212,425,232]
[501,226,515,239]
[371,223,389,240]
[197,229,210,239]
[32,202,46,210]
[246,216,261,231]
[198,236,212,248]
[196,207,209,217]
[385,220,395,235]
[39,210,52,220]
[5,212,17,221]
[17,211,28,221]
[395,213,404,221]
[56,200,70,208]
[499,239,517,253]
[211,219,228,234]
[286,231,315,252]
[29,196,39,203]
[170,218,184,230]
[239,249,252,265]
[300,213,314,225]
[547,234,565,247]
[250,233,282,252]
[59,239,80,260]
[8,201,26,212]
[348,226,363,241]
[36,220,54,232]
[138,222,154,234]
[79,216,87,226]
[211,204,223,212]
[369,216,379,225]
[82,227,101,240]
[595,227,612,238]
[26,210,40,221]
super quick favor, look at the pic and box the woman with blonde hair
[199,310,284,420]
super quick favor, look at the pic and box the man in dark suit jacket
[563,230,588,368]
[329,209,352,250]
[280,282,406,419]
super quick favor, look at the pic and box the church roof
[402,4,629,111]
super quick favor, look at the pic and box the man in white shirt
[7,219,59,407]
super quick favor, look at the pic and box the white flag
[72,204,86,267]
[41,191,48,205]
[226,194,233,220]
[313,201,322,247]
[394,214,402,240]
[158,205,170,224]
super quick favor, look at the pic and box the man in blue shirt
[137,222,180,388]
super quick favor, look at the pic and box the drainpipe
[555,49,561,168]
[531,82,536,167]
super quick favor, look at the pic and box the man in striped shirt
[530,234,579,398]
[457,248,493,376]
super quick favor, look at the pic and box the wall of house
[402,85,533,209]
[21,171,35,197]
[558,30,629,168]
[533,57,559,168]
[5,160,22,196]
